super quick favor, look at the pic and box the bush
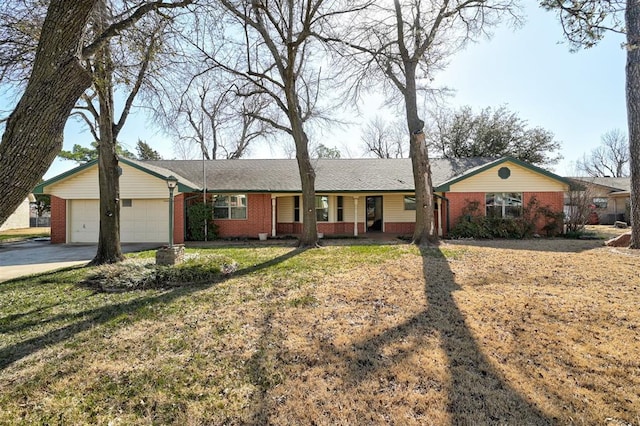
[187,202,218,241]
[450,197,564,239]
[83,254,237,292]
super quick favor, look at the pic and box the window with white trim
[486,193,522,218]
[337,196,344,222]
[213,194,247,219]
[316,195,328,222]
[404,196,416,211]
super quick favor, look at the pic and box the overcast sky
[32,2,628,179]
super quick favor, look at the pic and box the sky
[2,2,627,180]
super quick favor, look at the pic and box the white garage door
[69,200,100,243]
[69,199,170,243]
[120,199,169,243]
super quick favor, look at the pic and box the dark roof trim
[434,156,571,192]
[33,159,99,194]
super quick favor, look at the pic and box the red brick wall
[277,222,368,236]
[447,192,485,229]
[384,222,415,235]
[524,192,565,234]
[446,191,565,234]
[277,222,303,235]
[214,193,272,238]
[174,193,185,244]
[50,196,66,244]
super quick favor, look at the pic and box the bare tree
[576,129,630,177]
[197,0,364,246]
[361,116,406,158]
[0,0,193,228]
[542,0,640,248]
[332,0,521,245]
[564,180,597,234]
[159,75,270,160]
[83,5,176,264]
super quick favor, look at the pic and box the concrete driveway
[0,240,161,282]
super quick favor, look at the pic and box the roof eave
[436,156,571,190]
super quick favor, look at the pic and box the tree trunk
[291,111,318,247]
[627,0,640,248]
[90,4,123,264]
[0,1,95,226]
[404,63,437,245]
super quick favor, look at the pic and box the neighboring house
[33,156,570,244]
[0,195,34,232]
[566,177,631,225]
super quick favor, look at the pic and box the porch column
[271,196,277,237]
[353,196,359,236]
[436,197,443,237]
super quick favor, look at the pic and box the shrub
[450,197,564,239]
[187,202,219,241]
[83,254,237,292]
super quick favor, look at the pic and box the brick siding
[50,196,66,244]
[214,193,272,238]
[384,222,415,235]
[174,193,185,244]
[446,191,564,234]
[446,192,486,230]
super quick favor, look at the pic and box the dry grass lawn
[0,238,639,425]
[0,227,49,242]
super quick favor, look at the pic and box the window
[121,199,132,208]
[337,196,344,222]
[592,197,608,209]
[316,195,328,222]
[213,194,247,219]
[486,193,522,218]
[404,196,416,211]
[294,196,300,222]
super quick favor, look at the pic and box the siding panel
[450,162,567,192]
[47,163,174,199]
[383,194,416,223]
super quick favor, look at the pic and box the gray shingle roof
[567,176,630,192]
[140,157,495,192]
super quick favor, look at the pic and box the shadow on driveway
[0,241,160,282]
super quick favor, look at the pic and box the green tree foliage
[33,194,51,218]
[187,202,217,241]
[314,144,341,159]
[429,106,562,166]
[136,139,162,160]
[539,1,624,50]
[58,141,136,164]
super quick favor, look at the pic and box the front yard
[0,227,49,242]
[0,239,638,425]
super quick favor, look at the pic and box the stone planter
[156,245,185,265]
[258,233,268,241]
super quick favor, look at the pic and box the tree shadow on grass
[339,246,554,424]
[0,247,307,371]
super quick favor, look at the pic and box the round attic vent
[498,167,511,179]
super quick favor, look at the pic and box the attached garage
[120,199,169,243]
[67,199,169,243]
[35,159,196,244]
[68,199,99,243]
